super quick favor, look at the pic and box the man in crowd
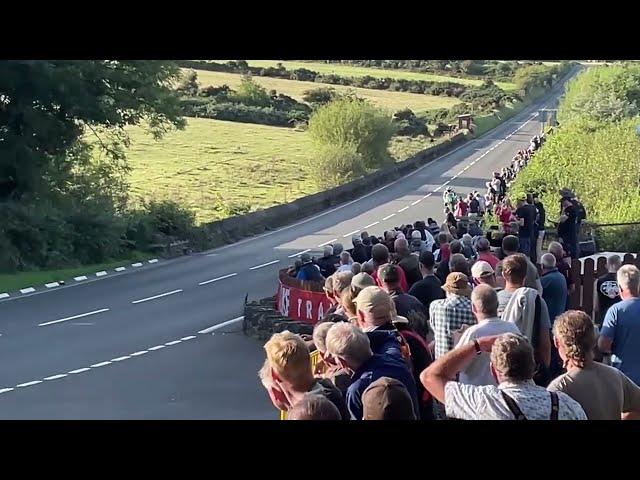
[548,310,640,420]
[312,321,351,396]
[533,193,546,264]
[378,264,428,337]
[429,272,476,359]
[263,330,349,419]
[558,196,579,260]
[331,271,354,318]
[394,237,422,288]
[498,255,552,384]
[598,264,640,386]
[370,244,408,292]
[515,195,537,262]
[351,235,369,264]
[408,251,445,318]
[470,260,501,290]
[594,254,622,327]
[325,322,419,420]
[497,236,542,293]
[296,253,324,282]
[436,240,463,283]
[362,377,417,420]
[316,246,337,278]
[548,241,574,295]
[540,252,568,325]
[476,237,500,270]
[420,332,587,420]
[287,394,342,421]
[455,285,521,386]
[335,251,353,273]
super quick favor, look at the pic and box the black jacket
[316,255,336,277]
[351,244,369,264]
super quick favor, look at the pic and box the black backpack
[530,295,551,387]
[573,200,587,223]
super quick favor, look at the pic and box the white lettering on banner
[297,298,303,318]
[280,285,290,316]
[306,300,313,320]
[318,302,324,321]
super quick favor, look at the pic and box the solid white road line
[111,356,130,362]
[90,361,111,368]
[74,276,88,281]
[317,238,337,247]
[131,289,182,304]
[382,213,396,221]
[115,266,126,272]
[96,271,107,277]
[397,206,409,213]
[20,287,36,294]
[39,308,110,327]
[68,368,91,374]
[16,381,42,388]
[44,282,60,288]
[198,273,238,286]
[44,374,67,381]
[342,229,360,238]
[363,221,379,229]
[198,316,245,334]
[287,249,311,258]
[249,260,280,270]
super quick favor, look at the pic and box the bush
[230,76,271,107]
[308,97,396,169]
[302,87,337,106]
[306,143,366,189]
[392,109,427,136]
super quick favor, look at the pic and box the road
[0,70,576,419]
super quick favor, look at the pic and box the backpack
[573,200,587,223]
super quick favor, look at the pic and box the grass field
[0,252,153,293]
[241,60,517,91]
[193,69,461,113]
[124,118,447,224]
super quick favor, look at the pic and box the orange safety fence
[279,349,322,420]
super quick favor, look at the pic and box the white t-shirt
[336,264,353,273]
[456,318,522,386]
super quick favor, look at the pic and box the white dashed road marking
[342,229,360,238]
[132,262,143,267]
[45,282,60,288]
[397,206,409,213]
[363,221,379,229]
[198,316,245,334]
[44,374,67,381]
[0,388,14,394]
[115,267,126,272]
[317,238,338,247]
[382,213,396,220]
[165,340,182,346]
[198,273,238,286]
[16,381,42,388]
[68,368,91,374]
[131,289,183,304]
[20,287,35,294]
[96,271,107,277]
[248,260,280,270]
[111,356,130,362]
[130,351,148,357]
[148,345,166,351]
[39,308,110,327]
[411,200,421,206]
[180,336,197,341]
[74,276,88,281]
[90,361,112,368]
[288,249,311,258]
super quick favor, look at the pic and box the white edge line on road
[363,221,379,229]
[342,229,360,238]
[0,388,14,394]
[198,316,245,334]
[44,282,60,288]
[16,380,42,388]
[411,200,421,206]
[317,238,338,247]
[397,206,409,213]
[20,287,35,294]
[111,356,130,362]
[148,345,165,351]
[39,308,110,327]
[44,374,68,381]
[131,289,182,304]
[90,361,111,368]
[114,266,126,272]
[249,260,280,271]
[132,262,143,267]
[382,213,396,221]
[74,276,87,281]
[68,368,91,374]
[198,272,238,285]
[287,249,311,258]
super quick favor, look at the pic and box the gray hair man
[287,393,342,420]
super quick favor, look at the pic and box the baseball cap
[362,377,416,420]
[442,272,472,297]
[378,263,400,284]
[352,272,376,290]
[353,286,392,317]
[411,230,422,240]
[471,260,494,279]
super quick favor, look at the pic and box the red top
[478,251,500,270]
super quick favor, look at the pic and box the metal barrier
[279,349,322,420]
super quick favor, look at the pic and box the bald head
[287,394,341,420]
[394,238,409,255]
[471,284,498,318]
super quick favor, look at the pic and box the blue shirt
[541,269,568,325]
[346,353,420,420]
[601,297,640,384]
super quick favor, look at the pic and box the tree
[177,69,199,96]
[230,76,271,107]
[0,60,185,202]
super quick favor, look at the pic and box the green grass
[0,252,153,293]
[388,135,448,160]
[242,60,517,91]
[193,69,461,113]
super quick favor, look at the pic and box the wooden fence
[568,252,639,317]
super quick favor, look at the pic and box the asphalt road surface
[0,70,577,419]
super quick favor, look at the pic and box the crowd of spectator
[260,134,640,420]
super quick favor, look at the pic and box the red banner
[276,281,332,324]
